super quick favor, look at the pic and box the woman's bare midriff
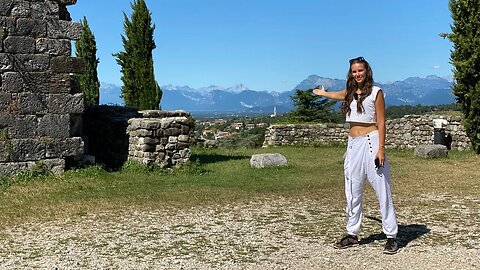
[348,122,378,137]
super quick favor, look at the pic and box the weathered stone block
[129,129,152,137]
[414,144,448,158]
[4,36,36,54]
[177,142,190,149]
[46,93,84,114]
[250,153,288,168]
[11,1,31,17]
[38,114,70,138]
[179,148,191,159]
[0,141,10,162]
[0,17,15,35]
[42,158,65,174]
[47,20,82,39]
[0,53,13,71]
[31,1,60,19]
[160,117,188,129]
[0,0,14,16]
[1,72,73,93]
[45,137,83,158]
[36,38,71,55]
[140,110,190,118]
[165,143,176,150]
[10,138,45,161]
[14,92,47,114]
[0,159,65,175]
[164,127,181,136]
[139,119,161,130]
[8,115,37,138]
[138,137,159,145]
[178,134,189,142]
[0,161,36,175]
[168,136,178,143]
[155,152,166,161]
[135,144,155,152]
[50,56,84,73]
[0,93,12,111]
[55,0,78,6]
[15,18,47,37]
[12,54,50,72]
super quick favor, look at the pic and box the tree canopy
[114,0,162,110]
[287,88,340,123]
[75,17,100,107]
[442,0,480,153]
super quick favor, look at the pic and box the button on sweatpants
[343,130,398,238]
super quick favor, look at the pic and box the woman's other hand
[376,148,385,167]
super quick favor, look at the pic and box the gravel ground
[0,196,478,270]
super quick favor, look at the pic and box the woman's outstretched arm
[313,87,346,101]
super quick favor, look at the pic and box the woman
[313,57,399,254]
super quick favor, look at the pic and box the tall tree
[75,17,100,106]
[288,88,339,123]
[114,0,162,110]
[442,0,480,153]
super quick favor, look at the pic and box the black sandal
[334,234,359,249]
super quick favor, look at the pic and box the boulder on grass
[414,144,448,158]
[250,153,288,168]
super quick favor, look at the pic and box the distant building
[231,122,243,130]
[215,131,231,140]
[213,119,227,125]
[270,106,277,117]
[246,123,256,130]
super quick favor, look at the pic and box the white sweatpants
[344,130,398,238]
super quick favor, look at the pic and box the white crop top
[345,86,382,124]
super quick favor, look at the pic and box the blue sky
[69,0,453,92]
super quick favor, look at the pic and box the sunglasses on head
[349,56,365,64]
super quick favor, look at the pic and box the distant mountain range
[100,75,455,114]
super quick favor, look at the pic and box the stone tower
[0,0,84,174]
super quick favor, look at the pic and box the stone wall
[0,0,84,174]
[127,110,195,168]
[263,115,472,150]
[387,115,470,150]
[263,123,348,147]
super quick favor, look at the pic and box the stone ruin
[127,110,194,168]
[0,1,197,175]
[0,0,84,174]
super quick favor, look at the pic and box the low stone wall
[263,115,471,150]
[127,110,195,168]
[387,115,470,150]
[263,123,348,147]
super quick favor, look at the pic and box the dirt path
[0,197,478,269]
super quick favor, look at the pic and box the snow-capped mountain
[99,74,455,113]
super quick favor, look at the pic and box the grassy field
[0,146,479,229]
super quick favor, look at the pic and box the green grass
[0,146,479,228]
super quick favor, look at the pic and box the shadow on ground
[191,153,250,165]
[360,216,431,248]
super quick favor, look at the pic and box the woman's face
[351,63,366,85]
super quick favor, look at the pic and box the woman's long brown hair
[341,58,374,115]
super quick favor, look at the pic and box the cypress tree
[75,17,100,106]
[443,0,480,153]
[114,0,161,110]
